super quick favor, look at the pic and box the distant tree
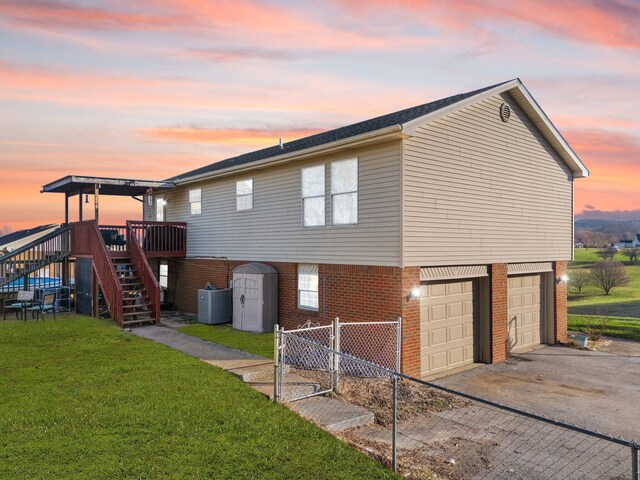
[568,269,591,295]
[590,261,629,295]
[0,225,12,236]
[597,247,618,260]
[621,247,640,265]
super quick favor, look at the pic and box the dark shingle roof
[170,80,513,182]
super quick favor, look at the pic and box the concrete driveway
[434,339,640,443]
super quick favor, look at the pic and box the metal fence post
[632,443,639,480]
[273,324,279,403]
[334,317,340,394]
[392,374,398,472]
[396,316,402,373]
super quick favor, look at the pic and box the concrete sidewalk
[130,325,373,431]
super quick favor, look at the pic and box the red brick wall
[400,267,421,377]
[165,259,405,331]
[490,263,509,363]
[553,260,568,343]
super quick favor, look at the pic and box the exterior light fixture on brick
[409,287,421,300]
[557,273,569,284]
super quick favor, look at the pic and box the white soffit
[420,265,488,282]
[507,262,553,275]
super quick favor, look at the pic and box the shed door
[420,279,477,376]
[232,274,244,330]
[508,274,544,352]
[242,275,263,332]
[232,274,263,332]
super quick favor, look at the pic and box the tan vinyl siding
[163,141,402,266]
[143,195,154,221]
[403,92,573,266]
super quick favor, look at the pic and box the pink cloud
[140,126,325,146]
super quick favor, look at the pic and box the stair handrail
[70,221,123,325]
[126,221,161,324]
[0,225,70,287]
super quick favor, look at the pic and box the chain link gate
[274,317,402,402]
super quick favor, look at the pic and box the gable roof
[170,78,588,184]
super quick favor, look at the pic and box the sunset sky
[1,0,639,231]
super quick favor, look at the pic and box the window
[236,179,253,211]
[331,158,358,225]
[189,188,201,215]
[159,260,168,288]
[302,165,325,227]
[155,196,165,221]
[298,264,318,310]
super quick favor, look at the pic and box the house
[636,234,640,248]
[34,79,587,378]
[136,78,588,378]
[613,240,634,249]
[574,242,585,249]
[0,224,59,255]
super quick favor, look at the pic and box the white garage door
[420,280,476,376]
[508,274,544,352]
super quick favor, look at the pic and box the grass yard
[568,314,640,343]
[178,323,274,359]
[0,316,396,480]
[568,248,640,341]
[569,249,640,311]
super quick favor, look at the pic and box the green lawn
[568,315,640,343]
[0,316,396,480]
[178,323,274,359]
[568,248,640,317]
[568,248,640,341]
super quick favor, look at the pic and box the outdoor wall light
[408,287,421,300]
[85,194,89,204]
[557,273,569,284]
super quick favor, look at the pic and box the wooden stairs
[112,256,155,327]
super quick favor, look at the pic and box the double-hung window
[236,179,253,211]
[301,165,325,227]
[189,188,202,215]
[159,260,168,288]
[331,158,358,225]
[298,264,319,310]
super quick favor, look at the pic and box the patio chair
[27,292,56,321]
[3,290,35,320]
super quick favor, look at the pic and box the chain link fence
[275,329,640,480]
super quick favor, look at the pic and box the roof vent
[499,103,511,122]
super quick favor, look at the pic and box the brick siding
[490,263,509,363]
[553,260,568,343]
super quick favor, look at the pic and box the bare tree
[590,260,629,295]
[0,225,12,236]
[621,247,640,265]
[568,269,591,294]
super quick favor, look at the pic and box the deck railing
[70,221,123,325]
[126,221,160,324]
[0,225,70,289]
[128,221,187,258]
[97,225,128,253]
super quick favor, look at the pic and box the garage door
[508,274,544,352]
[420,279,476,376]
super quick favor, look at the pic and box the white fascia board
[401,79,590,179]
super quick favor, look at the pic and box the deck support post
[78,189,83,221]
[94,183,100,224]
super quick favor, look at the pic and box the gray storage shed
[232,262,278,333]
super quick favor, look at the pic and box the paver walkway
[131,326,373,430]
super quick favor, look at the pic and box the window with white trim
[331,158,358,225]
[159,260,168,288]
[301,165,325,227]
[298,264,319,310]
[236,179,253,211]
[189,188,201,215]
[155,195,165,221]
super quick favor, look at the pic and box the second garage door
[508,274,545,352]
[420,279,477,376]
